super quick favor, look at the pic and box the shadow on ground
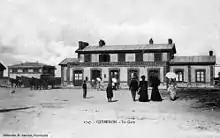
[86,96,94,99]
[110,100,119,103]
[0,106,35,113]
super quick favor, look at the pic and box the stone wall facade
[64,64,166,89]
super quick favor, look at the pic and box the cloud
[0,0,220,77]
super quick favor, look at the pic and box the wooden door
[73,70,83,86]
[109,70,120,83]
[127,69,139,85]
[91,70,101,80]
[148,69,160,81]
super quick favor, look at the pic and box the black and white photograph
[0,0,220,138]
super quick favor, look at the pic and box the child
[82,80,87,98]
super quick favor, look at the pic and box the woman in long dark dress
[138,75,149,102]
[150,75,162,101]
[106,82,113,102]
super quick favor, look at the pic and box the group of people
[129,74,162,102]
[82,74,177,102]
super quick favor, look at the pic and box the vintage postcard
[0,0,220,138]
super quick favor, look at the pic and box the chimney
[149,38,153,44]
[78,41,89,49]
[168,38,173,44]
[209,50,213,56]
[78,41,83,49]
[99,39,105,47]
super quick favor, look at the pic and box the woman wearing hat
[150,74,162,101]
[138,75,149,102]
[106,81,113,102]
[168,78,177,101]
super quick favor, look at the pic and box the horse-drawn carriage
[9,75,61,90]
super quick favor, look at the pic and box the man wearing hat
[129,75,139,101]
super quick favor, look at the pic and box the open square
[0,88,220,138]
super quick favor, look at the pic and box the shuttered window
[84,54,91,62]
[154,53,162,61]
[118,53,125,62]
[99,54,110,62]
[135,53,143,62]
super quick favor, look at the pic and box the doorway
[73,70,83,86]
[109,69,120,82]
[109,69,120,89]
[127,69,139,85]
[91,69,102,80]
[148,68,160,81]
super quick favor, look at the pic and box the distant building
[59,58,79,85]
[8,62,56,79]
[0,62,6,78]
[59,39,216,88]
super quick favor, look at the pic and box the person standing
[99,79,105,91]
[129,77,139,101]
[96,77,101,90]
[91,79,95,88]
[82,80,87,98]
[168,78,177,101]
[138,75,149,102]
[150,74,162,101]
[112,77,117,90]
[106,81,113,102]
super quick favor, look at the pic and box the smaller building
[59,58,79,85]
[169,53,216,87]
[0,62,6,78]
[8,61,56,79]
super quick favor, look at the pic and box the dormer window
[99,54,110,62]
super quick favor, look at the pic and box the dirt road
[0,88,220,138]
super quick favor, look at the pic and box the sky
[0,0,220,77]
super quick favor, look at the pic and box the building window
[12,69,17,73]
[135,53,143,62]
[17,69,23,73]
[23,68,28,73]
[99,54,110,62]
[84,54,91,62]
[195,70,206,83]
[28,69,34,73]
[118,53,125,62]
[154,53,162,61]
[34,68,39,73]
[175,69,184,82]
[10,69,13,73]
